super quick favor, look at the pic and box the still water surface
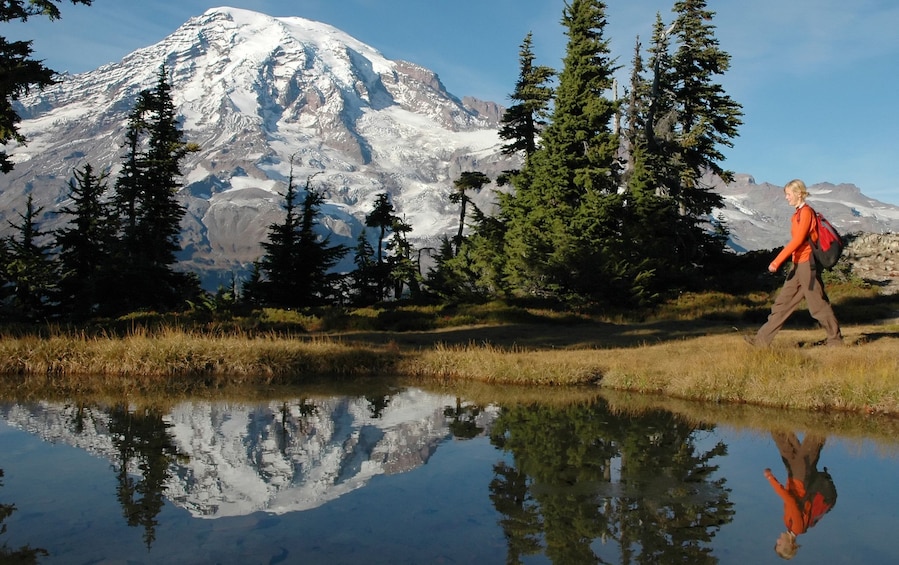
[1,386,897,564]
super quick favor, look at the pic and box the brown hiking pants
[754,261,843,346]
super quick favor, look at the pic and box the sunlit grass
[0,327,399,396]
[398,342,602,386]
[396,325,899,415]
[595,329,899,413]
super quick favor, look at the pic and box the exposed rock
[843,233,899,295]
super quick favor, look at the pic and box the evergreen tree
[140,66,194,268]
[255,171,304,307]
[428,201,510,301]
[498,32,555,159]
[619,5,743,296]
[253,167,348,308]
[622,35,646,182]
[428,173,504,301]
[670,0,743,215]
[113,103,146,250]
[450,171,490,256]
[460,206,511,297]
[424,235,464,300]
[0,237,10,309]
[2,195,58,319]
[643,13,679,191]
[618,21,683,298]
[240,261,265,306]
[54,164,116,319]
[348,233,380,306]
[546,0,620,190]
[293,183,349,305]
[365,192,394,265]
[0,1,92,173]
[502,0,631,301]
[363,192,399,301]
[385,214,419,300]
[108,65,201,313]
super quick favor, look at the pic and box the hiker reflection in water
[764,431,837,560]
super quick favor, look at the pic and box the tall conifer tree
[349,233,380,305]
[254,167,348,308]
[54,164,116,318]
[2,195,57,319]
[386,214,418,299]
[292,183,349,306]
[670,0,743,215]
[503,0,628,300]
[620,4,743,294]
[363,192,398,301]
[108,65,201,313]
[450,171,490,256]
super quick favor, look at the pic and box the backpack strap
[804,205,818,245]
[802,205,820,273]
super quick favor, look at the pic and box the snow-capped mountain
[2,6,509,289]
[0,390,497,518]
[2,6,897,289]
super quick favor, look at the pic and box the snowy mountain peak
[3,6,510,288]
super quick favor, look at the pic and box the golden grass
[595,329,899,413]
[0,328,399,398]
[397,342,603,386]
[394,325,899,414]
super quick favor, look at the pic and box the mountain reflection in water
[1,387,898,564]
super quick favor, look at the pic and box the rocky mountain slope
[2,6,897,290]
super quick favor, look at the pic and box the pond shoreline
[2,318,898,417]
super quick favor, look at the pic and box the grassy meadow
[1,277,898,416]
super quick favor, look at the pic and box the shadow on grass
[330,318,743,351]
[329,292,899,352]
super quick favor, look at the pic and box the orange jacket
[772,204,815,270]
[765,470,831,534]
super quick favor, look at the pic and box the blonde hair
[775,531,799,560]
[784,179,808,199]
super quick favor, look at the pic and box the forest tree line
[0,0,749,322]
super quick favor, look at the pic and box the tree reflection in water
[107,404,184,550]
[0,469,49,563]
[488,397,734,564]
[445,397,485,440]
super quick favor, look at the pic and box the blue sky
[7,0,899,205]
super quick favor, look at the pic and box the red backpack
[808,208,844,270]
